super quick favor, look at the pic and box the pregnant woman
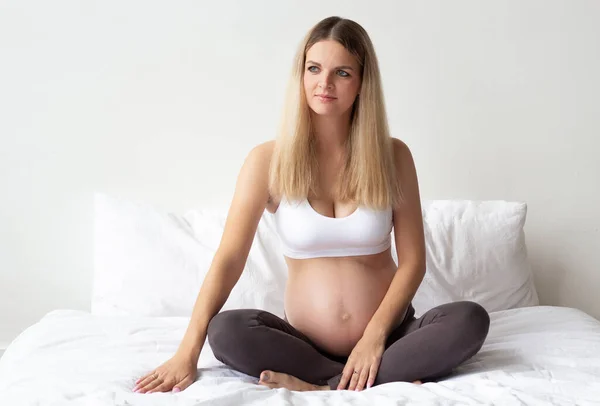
[134,16,490,394]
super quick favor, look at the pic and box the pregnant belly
[284,256,397,357]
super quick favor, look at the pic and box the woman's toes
[259,370,276,384]
[258,381,279,389]
[258,370,282,389]
[257,371,317,391]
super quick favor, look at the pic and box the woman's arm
[176,141,275,362]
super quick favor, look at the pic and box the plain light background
[1,0,599,354]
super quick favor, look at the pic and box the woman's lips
[316,95,337,102]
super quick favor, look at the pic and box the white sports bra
[272,198,393,259]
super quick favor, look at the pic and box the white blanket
[1,306,600,405]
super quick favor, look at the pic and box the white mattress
[1,306,600,405]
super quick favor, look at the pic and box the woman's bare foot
[258,370,329,391]
[413,380,422,385]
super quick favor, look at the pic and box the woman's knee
[454,301,491,343]
[207,309,260,354]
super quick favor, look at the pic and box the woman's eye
[337,70,350,77]
[308,66,319,73]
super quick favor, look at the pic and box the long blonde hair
[269,16,404,209]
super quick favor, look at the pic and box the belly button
[341,313,351,322]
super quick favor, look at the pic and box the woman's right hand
[133,353,198,394]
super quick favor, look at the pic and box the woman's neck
[311,111,352,154]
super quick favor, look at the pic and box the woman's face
[303,40,362,117]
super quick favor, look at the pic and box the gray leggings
[207,301,490,390]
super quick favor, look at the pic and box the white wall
[1,0,599,348]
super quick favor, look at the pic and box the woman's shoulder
[243,140,276,173]
[391,137,410,155]
[245,140,280,212]
[390,137,416,168]
[249,140,276,158]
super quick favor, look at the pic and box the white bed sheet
[1,306,600,406]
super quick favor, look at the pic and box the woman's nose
[318,78,333,89]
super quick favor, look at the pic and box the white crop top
[272,198,393,259]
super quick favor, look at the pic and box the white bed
[1,306,600,405]
[1,193,599,405]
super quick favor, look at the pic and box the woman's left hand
[337,331,386,391]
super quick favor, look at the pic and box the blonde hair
[269,16,404,209]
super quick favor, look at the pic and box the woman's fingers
[147,380,173,394]
[148,373,195,393]
[347,368,361,391]
[134,372,157,392]
[355,368,370,391]
[173,375,195,392]
[139,376,163,394]
[133,355,198,394]
[367,362,379,389]
[336,366,353,390]
[134,372,153,386]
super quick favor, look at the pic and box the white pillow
[395,200,539,317]
[184,207,288,317]
[92,193,208,316]
[92,192,287,318]
[92,193,538,319]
